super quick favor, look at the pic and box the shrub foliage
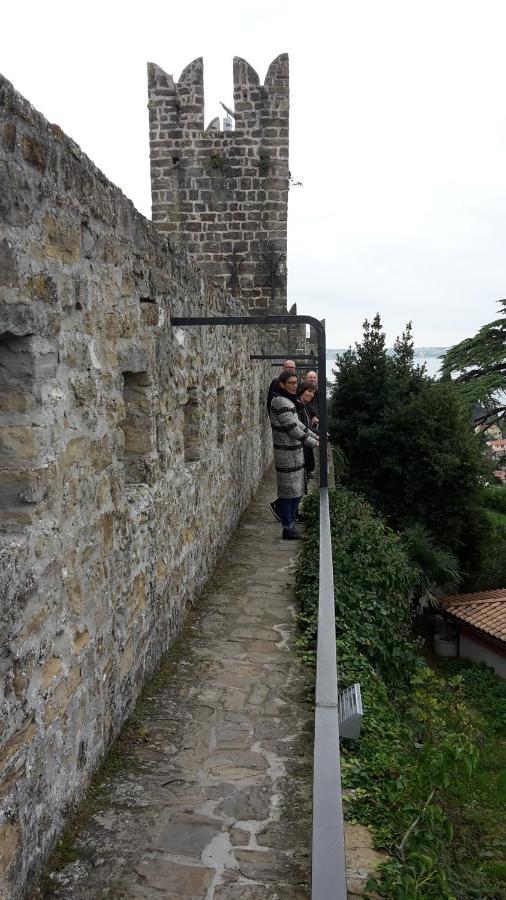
[328,315,490,585]
[297,487,506,899]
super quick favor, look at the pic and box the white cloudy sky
[2,0,505,347]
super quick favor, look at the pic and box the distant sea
[325,348,447,383]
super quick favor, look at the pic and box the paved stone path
[38,469,313,899]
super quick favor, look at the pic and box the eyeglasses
[286,379,298,386]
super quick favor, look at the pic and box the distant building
[439,589,506,679]
[487,439,506,459]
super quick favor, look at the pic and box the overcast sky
[2,0,504,347]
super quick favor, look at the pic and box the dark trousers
[277,496,301,530]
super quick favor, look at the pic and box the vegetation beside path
[296,487,506,899]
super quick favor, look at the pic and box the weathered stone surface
[0,822,19,888]
[216,784,271,820]
[149,815,221,856]
[134,857,214,895]
[234,847,291,881]
[345,823,388,897]
[0,72,277,899]
[33,472,312,899]
[21,134,46,170]
[148,56,293,326]
[0,238,18,286]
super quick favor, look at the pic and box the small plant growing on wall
[209,153,230,175]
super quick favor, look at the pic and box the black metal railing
[170,314,347,898]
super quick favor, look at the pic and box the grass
[485,507,506,532]
[439,660,506,898]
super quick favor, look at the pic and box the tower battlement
[147,55,289,315]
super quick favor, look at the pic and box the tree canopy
[329,314,490,584]
[441,299,506,407]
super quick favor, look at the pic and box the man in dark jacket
[266,359,296,413]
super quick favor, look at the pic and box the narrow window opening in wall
[217,387,225,444]
[120,371,153,483]
[183,388,200,464]
[0,333,40,527]
[0,333,35,413]
[140,296,156,304]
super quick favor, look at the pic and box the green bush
[296,487,495,899]
[328,315,491,586]
[483,484,506,516]
[297,486,416,683]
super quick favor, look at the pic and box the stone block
[26,273,57,303]
[0,389,35,413]
[42,213,80,263]
[66,581,83,616]
[42,665,82,725]
[0,718,37,770]
[3,121,16,151]
[18,605,51,642]
[21,133,47,170]
[62,437,90,469]
[0,239,18,286]
[73,629,90,653]
[133,858,214,895]
[0,426,39,463]
[141,302,161,326]
[345,823,388,896]
[41,657,63,690]
[0,822,19,890]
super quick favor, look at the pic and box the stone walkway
[37,469,313,899]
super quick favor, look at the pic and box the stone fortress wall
[148,54,310,355]
[0,63,283,897]
[148,55,289,316]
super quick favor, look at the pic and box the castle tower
[147,55,289,316]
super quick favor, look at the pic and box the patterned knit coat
[269,392,319,498]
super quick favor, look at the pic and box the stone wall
[148,56,289,317]
[0,74,274,898]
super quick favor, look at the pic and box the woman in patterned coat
[269,370,319,540]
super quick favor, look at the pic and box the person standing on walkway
[305,370,320,426]
[297,380,317,481]
[269,370,319,540]
[266,358,296,413]
[267,358,297,523]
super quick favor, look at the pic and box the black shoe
[269,501,281,522]
[282,528,301,540]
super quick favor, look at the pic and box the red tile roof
[441,589,506,644]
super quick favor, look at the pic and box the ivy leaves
[295,486,500,900]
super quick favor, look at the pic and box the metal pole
[249,354,318,361]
